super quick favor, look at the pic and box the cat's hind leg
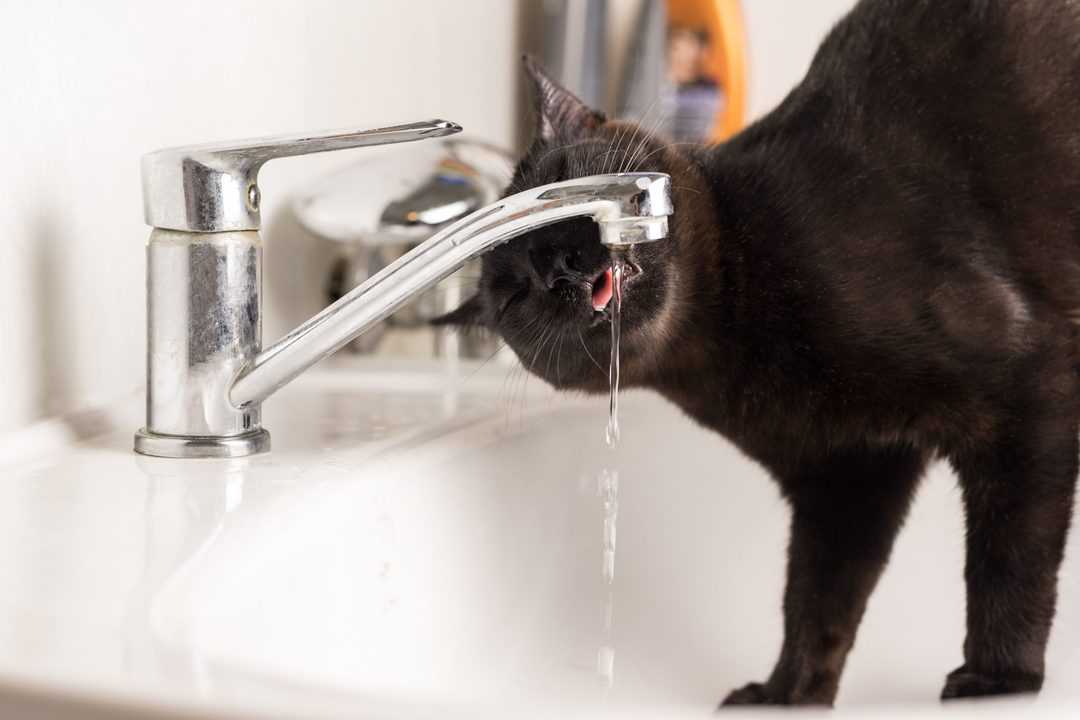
[721,444,927,707]
[943,381,1078,700]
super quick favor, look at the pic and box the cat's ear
[524,54,605,144]
[430,294,486,329]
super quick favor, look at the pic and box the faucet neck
[228,173,673,409]
[136,172,672,458]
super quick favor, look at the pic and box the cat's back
[799,0,1080,167]
[718,0,1080,220]
[712,0,1080,327]
[833,0,1080,315]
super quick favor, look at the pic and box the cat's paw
[940,665,1043,700]
[720,682,776,707]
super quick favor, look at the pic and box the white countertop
[0,357,1077,719]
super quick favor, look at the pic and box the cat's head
[438,57,696,393]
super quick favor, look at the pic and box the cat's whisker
[617,115,647,175]
[555,328,569,387]
[622,94,669,172]
[544,327,568,401]
[622,127,643,172]
[578,328,606,377]
[596,129,622,175]
[531,141,577,177]
[544,326,566,382]
[600,128,619,176]
[501,318,545,428]
[435,283,481,293]
[462,338,507,383]
[600,117,626,177]
[632,141,699,170]
[507,337,536,427]
[628,108,671,171]
[623,98,666,172]
[498,348,523,429]
[543,328,568,407]
[607,120,634,176]
[517,319,557,425]
[499,361,519,430]
[618,95,662,173]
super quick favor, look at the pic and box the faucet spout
[228,172,673,409]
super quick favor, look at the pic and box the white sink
[0,357,1077,718]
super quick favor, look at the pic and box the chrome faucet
[134,120,673,458]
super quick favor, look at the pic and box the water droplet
[597,645,615,688]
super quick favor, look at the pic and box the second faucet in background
[294,138,514,360]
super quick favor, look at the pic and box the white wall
[0,1,520,435]
[606,0,856,121]
[0,0,860,436]
[741,0,856,118]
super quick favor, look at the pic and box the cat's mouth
[589,261,642,314]
[591,268,614,311]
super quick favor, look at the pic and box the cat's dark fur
[439,0,1080,705]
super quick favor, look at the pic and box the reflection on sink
[145,361,1080,718]
[1,357,1078,718]
[150,384,780,716]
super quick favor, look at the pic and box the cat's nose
[529,245,590,289]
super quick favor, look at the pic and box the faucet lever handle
[141,119,462,233]
[204,119,462,162]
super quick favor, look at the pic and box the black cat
[438,0,1080,705]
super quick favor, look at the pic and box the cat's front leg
[721,445,927,707]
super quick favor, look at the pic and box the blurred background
[0,0,857,437]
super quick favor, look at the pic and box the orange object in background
[667,0,748,141]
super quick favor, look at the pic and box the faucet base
[133,428,271,459]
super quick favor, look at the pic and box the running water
[597,466,618,688]
[597,251,628,688]
[605,256,627,448]
[600,468,618,584]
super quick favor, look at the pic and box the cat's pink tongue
[592,268,614,311]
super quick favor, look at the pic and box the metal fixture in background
[134,120,673,459]
[293,139,514,356]
[537,0,608,111]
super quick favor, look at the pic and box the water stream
[597,252,628,688]
[605,258,626,448]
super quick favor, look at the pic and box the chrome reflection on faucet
[134,120,673,458]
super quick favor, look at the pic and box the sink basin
[0,357,1077,718]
